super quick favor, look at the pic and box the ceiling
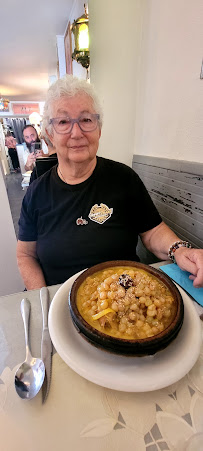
[0,0,74,101]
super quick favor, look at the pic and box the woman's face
[47,93,101,166]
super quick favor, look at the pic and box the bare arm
[140,221,203,287]
[140,221,180,260]
[17,240,46,290]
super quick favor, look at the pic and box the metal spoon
[15,298,45,400]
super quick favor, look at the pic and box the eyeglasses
[49,113,100,134]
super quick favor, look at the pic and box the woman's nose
[70,121,83,137]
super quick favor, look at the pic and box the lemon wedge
[92,308,115,320]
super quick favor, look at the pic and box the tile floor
[5,172,26,237]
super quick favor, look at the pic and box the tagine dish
[69,261,184,356]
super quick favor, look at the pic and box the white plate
[49,271,202,392]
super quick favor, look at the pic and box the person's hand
[25,152,36,170]
[174,247,203,288]
[35,150,43,158]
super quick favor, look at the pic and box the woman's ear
[45,128,54,145]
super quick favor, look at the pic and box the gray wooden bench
[132,155,203,264]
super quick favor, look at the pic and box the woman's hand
[140,222,203,288]
[174,247,203,288]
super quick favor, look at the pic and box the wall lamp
[71,4,90,69]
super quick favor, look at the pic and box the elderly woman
[17,75,203,290]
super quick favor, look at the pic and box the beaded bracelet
[168,240,192,263]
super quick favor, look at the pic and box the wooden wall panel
[132,156,203,253]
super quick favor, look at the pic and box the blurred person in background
[29,137,57,184]
[22,125,47,171]
[5,135,20,172]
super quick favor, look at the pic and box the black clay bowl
[69,260,184,356]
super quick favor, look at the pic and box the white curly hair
[42,75,103,141]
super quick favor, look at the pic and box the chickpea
[154,298,161,307]
[100,300,108,310]
[146,331,154,338]
[98,283,105,291]
[163,309,171,318]
[147,308,156,317]
[157,309,163,320]
[124,298,130,306]
[99,291,107,300]
[145,297,152,307]
[111,301,119,312]
[110,282,118,291]
[130,303,138,311]
[151,326,159,334]
[129,312,137,321]
[147,316,153,324]
[143,324,150,332]
[102,282,110,290]
[89,308,96,315]
[159,297,166,304]
[86,300,91,306]
[112,274,119,281]
[158,323,164,331]
[148,304,157,311]
[117,287,126,298]
[135,289,144,297]
[120,317,128,324]
[136,320,144,328]
[140,314,145,322]
[108,291,116,299]
[118,303,125,312]
[126,327,133,335]
[166,296,174,304]
[104,276,113,285]
[119,324,127,333]
[144,286,151,295]
[139,296,146,303]
[127,270,135,277]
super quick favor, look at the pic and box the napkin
[159,263,203,307]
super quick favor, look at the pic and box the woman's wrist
[168,240,192,263]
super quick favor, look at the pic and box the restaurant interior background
[0,0,202,296]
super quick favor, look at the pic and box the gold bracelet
[168,240,192,263]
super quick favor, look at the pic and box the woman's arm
[140,221,203,287]
[17,240,46,290]
[140,222,180,260]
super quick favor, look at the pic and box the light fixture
[71,4,90,69]
[0,95,10,111]
[29,112,42,125]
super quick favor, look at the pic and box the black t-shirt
[18,157,162,285]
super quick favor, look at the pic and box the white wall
[89,0,144,167]
[134,0,203,162]
[0,163,24,295]
[89,0,203,165]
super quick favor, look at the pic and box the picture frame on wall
[64,21,73,74]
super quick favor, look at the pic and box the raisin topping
[119,274,134,289]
